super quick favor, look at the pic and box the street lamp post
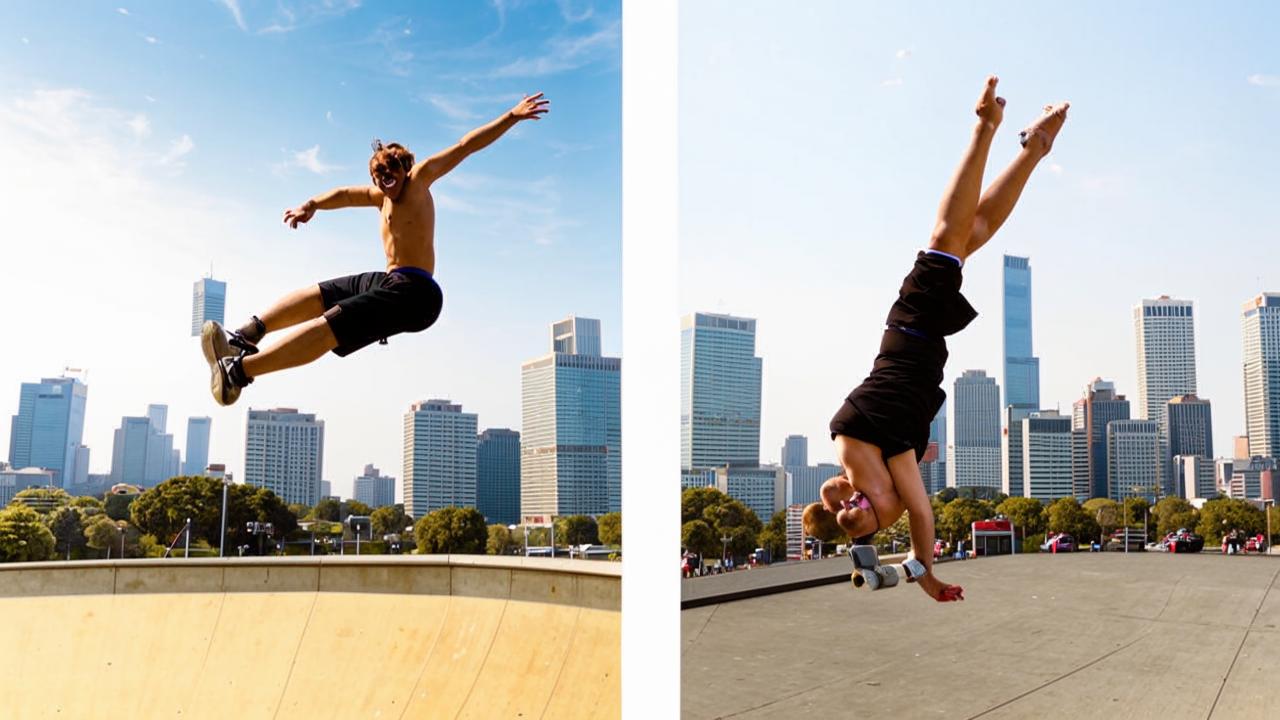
[219,478,230,558]
[720,535,731,569]
[118,525,125,559]
[1265,499,1275,556]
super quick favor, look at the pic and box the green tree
[1196,498,1265,544]
[309,498,341,522]
[996,497,1047,540]
[873,512,912,551]
[288,503,311,520]
[415,507,487,554]
[10,487,72,515]
[681,520,718,559]
[1121,497,1151,528]
[103,492,139,521]
[679,487,763,560]
[681,486,726,524]
[555,515,599,546]
[1082,498,1121,543]
[83,514,120,557]
[341,499,373,519]
[48,505,86,559]
[0,504,56,562]
[937,498,992,543]
[597,512,622,547]
[935,487,959,504]
[756,510,788,562]
[1046,497,1097,545]
[129,476,296,554]
[69,496,104,513]
[1152,497,1198,539]
[371,504,413,539]
[1270,505,1280,545]
[487,524,518,555]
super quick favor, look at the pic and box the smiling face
[369,142,415,202]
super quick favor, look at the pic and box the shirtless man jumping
[201,93,550,405]
[804,76,1068,602]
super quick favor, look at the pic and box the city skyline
[680,3,1280,472]
[0,3,621,497]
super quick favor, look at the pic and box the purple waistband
[390,266,433,280]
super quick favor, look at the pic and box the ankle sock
[237,316,266,345]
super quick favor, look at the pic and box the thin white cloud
[116,7,130,15]
[882,78,903,87]
[325,110,333,123]
[1049,163,1064,175]
[490,20,619,78]
[218,0,247,31]
[144,35,159,44]
[127,114,150,139]
[144,95,157,103]
[557,0,594,23]
[159,134,194,166]
[426,93,523,123]
[1247,73,1280,87]
[289,145,340,174]
[258,0,361,35]
[895,48,912,59]
[21,37,29,44]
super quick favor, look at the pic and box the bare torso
[378,176,437,273]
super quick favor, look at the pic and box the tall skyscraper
[1107,419,1160,502]
[521,317,621,518]
[477,428,521,525]
[109,406,177,488]
[781,435,808,468]
[353,463,396,509]
[1166,395,1213,459]
[191,275,227,336]
[403,400,478,518]
[1002,405,1037,497]
[244,408,324,506]
[680,313,762,471]
[1134,297,1198,426]
[8,375,88,488]
[183,417,212,476]
[1242,293,1280,458]
[1077,378,1131,500]
[1020,411,1073,502]
[1002,255,1040,408]
[952,370,1001,489]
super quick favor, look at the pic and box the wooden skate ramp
[0,556,620,719]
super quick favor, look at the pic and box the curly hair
[369,139,415,175]
[803,502,844,542]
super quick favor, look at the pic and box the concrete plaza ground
[682,552,1280,719]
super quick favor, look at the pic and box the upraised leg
[929,76,1004,260]
[963,102,1069,257]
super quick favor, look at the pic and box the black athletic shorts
[318,267,444,357]
[829,251,978,461]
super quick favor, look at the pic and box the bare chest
[381,192,436,240]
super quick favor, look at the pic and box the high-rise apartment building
[1166,394,1213,459]
[403,400,477,518]
[1134,297,1198,426]
[353,463,396,509]
[244,408,324,506]
[781,435,808,468]
[784,463,842,507]
[680,313,762,471]
[521,317,621,518]
[1003,255,1040,408]
[952,370,1001,489]
[1242,293,1280,458]
[109,405,178,488]
[477,428,521,525]
[183,417,212,476]
[927,402,947,494]
[1002,405,1037,497]
[1107,419,1160,502]
[8,376,88,488]
[1077,379,1131,500]
[714,465,786,522]
[191,275,227,336]
[1020,411,1073,502]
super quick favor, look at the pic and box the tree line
[0,475,621,563]
[680,485,1280,564]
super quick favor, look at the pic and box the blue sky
[680,2,1280,466]
[0,1,619,497]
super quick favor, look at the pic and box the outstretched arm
[885,451,963,602]
[283,186,383,228]
[411,93,550,185]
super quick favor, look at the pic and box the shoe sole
[201,321,240,406]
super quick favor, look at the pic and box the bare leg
[964,102,1070,257]
[236,285,327,341]
[930,76,1004,260]
[241,317,338,378]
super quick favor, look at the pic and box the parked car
[1105,528,1147,552]
[1040,533,1075,553]
[1164,528,1205,553]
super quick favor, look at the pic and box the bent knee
[929,221,970,256]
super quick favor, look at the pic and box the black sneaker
[228,330,260,356]
[211,356,247,406]
[202,321,240,406]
